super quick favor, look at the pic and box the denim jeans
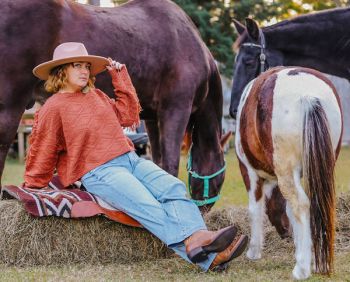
[81,151,216,271]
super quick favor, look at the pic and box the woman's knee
[157,180,188,202]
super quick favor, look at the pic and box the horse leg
[277,170,311,280]
[239,161,265,260]
[144,120,161,165]
[265,184,290,239]
[158,108,190,176]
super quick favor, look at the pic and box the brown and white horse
[235,66,343,280]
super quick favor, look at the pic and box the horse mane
[263,7,350,49]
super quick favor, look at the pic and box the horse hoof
[246,248,261,260]
[292,265,311,280]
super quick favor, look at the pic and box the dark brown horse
[0,0,225,210]
[236,66,343,279]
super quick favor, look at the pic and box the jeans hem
[167,225,207,246]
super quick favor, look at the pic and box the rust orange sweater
[24,67,141,188]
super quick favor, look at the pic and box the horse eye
[243,59,255,66]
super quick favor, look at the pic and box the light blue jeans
[81,151,216,271]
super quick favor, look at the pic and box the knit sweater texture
[24,67,141,188]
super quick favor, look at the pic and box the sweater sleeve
[24,106,63,188]
[108,66,141,129]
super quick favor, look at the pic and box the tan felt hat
[33,42,109,80]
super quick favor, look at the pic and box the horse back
[58,0,213,111]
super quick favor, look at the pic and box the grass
[1,146,350,281]
[1,158,25,187]
[0,251,349,281]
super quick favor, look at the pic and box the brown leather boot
[209,234,248,272]
[184,225,237,263]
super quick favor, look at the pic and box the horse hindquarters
[271,69,342,279]
[275,97,338,279]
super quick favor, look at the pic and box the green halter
[186,148,226,206]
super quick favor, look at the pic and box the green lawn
[3,146,350,208]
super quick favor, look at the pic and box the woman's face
[64,61,91,92]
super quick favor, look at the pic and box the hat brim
[33,55,110,80]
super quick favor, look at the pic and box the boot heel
[187,247,208,263]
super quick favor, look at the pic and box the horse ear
[232,19,246,35]
[220,131,232,148]
[245,18,260,42]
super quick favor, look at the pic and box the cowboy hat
[33,42,109,80]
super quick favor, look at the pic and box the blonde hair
[44,63,96,93]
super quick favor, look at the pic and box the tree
[173,0,237,76]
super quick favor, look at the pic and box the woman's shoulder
[91,88,113,101]
[92,88,108,97]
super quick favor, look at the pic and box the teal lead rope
[187,148,226,206]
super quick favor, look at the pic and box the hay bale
[336,193,350,251]
[0,200,171,266]
[206,192,350,256]
[205,206,294,256]
[1,192,349,266]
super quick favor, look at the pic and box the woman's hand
[107,57,125,71]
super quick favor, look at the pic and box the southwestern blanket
[1,176,141,227]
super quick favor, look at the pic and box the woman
[25,42,247,271]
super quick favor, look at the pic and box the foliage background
[171,0,349,76]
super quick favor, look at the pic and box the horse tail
[302,97,335,275]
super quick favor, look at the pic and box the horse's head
[230,18,283,119]
[187,131,231,214]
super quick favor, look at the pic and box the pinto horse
[0,0,225,210]
[230,8,350,238]
[235,66,343,280]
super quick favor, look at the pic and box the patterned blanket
[1,176,141,228]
